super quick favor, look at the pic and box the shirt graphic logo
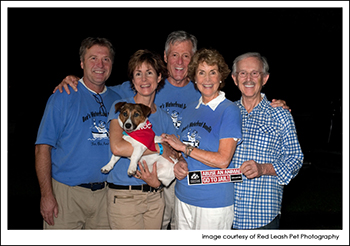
[167,109,182,129]
[182,129,200,147]
[89,119,109,141]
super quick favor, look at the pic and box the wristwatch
[154,182,165,192]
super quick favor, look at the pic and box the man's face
[80,45,112,90]
[232,57,269,99]
[164,40,193,86]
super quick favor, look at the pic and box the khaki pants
[44,179,110,229]
[107,188,164,229]
[161,179,176,229]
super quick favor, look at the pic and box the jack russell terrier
[101,102,177,186]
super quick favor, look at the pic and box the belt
[108,183,159,192]
[78,182,105,191]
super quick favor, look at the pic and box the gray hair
[232,52,269,75]
[164,30,198,55]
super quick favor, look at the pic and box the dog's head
[115,102,151,133]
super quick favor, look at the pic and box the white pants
[161,180,176,229]
[175,196,234,230]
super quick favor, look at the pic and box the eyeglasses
[236,70,263,78]
[93,93,107,116]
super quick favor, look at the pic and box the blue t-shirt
[175,98,242,208]
[35,80,121,186]
[109,79,201,129]
[106,97,177,186]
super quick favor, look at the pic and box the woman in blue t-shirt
[106,50,178,229]
[161,48,242,229]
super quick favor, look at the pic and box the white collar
[195,91,226,111]
[79,78,107,94]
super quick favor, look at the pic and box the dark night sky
[7,6,344,152]
[3,2,349,244]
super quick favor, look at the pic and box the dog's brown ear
[115,102,127,113]
[139,104,152,117]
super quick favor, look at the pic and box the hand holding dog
[135,160,161,188]
[160,142,179,163]
[174,157,189,181]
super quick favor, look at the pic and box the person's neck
[167,77,190,87]
[241,94,263,113]
[81,78,106,94]
[134,94,157,114]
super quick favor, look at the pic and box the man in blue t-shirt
[35,37,121,229]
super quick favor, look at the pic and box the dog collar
[124,120,157,152]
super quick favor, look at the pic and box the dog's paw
[101,166,111,174]
[127,168,137,176]
[169,156,179,164]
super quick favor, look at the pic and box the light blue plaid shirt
[232,93,304,229]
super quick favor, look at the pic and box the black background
[6,5,345,234]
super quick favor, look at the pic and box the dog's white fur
[101,104,176,187]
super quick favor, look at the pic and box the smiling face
[195,62,222,103]
[132,62,161,97]
[164,40,193,86]
[80,44,112,92]
[232,56,269,100]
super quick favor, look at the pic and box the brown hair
[127,49,167,92]
[79,37,115,63]
[188,48,231,90]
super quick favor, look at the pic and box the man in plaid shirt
[231,52,304,229]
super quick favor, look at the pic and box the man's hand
[40,194,58,226]
[53,75,79,94]
[240,160,263,179]
[240,160,277,179]
[174,157,188,180]
[270,99,291,112]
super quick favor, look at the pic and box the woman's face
[195,62,221,103]
[132,62,161,97]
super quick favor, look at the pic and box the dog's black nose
[125,123,132,129]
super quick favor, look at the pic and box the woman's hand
[134,160,161,188]
[161,134,186,153]
[160,142,179,163]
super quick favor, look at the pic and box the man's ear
[163,50,167,63]
[231,74,238,86]
[262,74,270,86]
[80,60,84,70]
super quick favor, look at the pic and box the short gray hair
[232,52,269,75]
[164,30,198,55]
